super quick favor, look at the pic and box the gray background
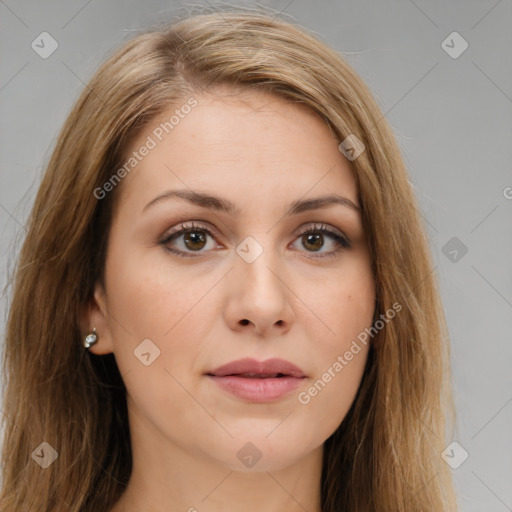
[1,0,511,510]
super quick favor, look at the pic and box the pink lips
[206,358,306,403]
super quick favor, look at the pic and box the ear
[79,282,115,355]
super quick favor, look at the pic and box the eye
[159,221,350,259]
[291,223,350,259]
[159,221,219,258]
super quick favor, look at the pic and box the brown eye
[160,221,218,257]
[181,230,208,251]
[292,223,350,259]
[302,232,324,252]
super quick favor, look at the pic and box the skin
[82,87,376,512]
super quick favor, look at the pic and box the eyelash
[159,221,351,259]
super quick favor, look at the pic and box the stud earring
[83,328,98,349]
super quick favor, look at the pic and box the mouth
[207,357,306,378]
[221,372,291,378]
[206,358,306,403]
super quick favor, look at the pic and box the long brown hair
[0,7,457,511]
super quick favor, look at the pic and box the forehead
[115,88,359,213]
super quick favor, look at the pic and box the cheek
[102,246,221,397]
[102,250,213,427]
[293,259,374,426]
[295,344,369,451]
[104,245,210,339]
[301,257,375,348]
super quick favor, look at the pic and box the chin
[202,429,319,473]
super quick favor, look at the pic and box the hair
[0,6,457,512]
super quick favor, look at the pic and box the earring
[84,328,98,349]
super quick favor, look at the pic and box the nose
[223,244,294,337]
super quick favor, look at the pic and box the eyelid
[295,222,350,246]
[160,220,222,244]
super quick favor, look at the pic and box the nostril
[240,319,250,325]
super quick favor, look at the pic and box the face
[86,88,376,473]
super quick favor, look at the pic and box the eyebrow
[143,189,361,216]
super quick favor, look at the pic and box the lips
[207,358,306,379]
[206,358,306,403]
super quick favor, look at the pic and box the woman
[0,8,458,511]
